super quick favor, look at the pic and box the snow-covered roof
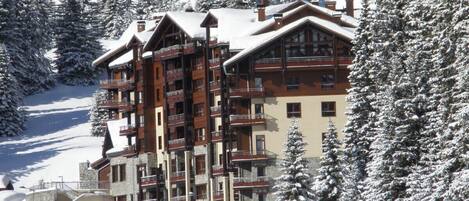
[105,118,129,156]
[92,20,156,67]
[0,191,25,201]
[229,32,276,51]
[224,16,355,69]
[166,12,207,39]
[340,14,359,27]
[265,1,298,15]
[0,175,11,188]
[108,50,133,69]
[143,51,153,59]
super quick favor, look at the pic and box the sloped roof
[223,16,355,69]
[108,50,133,69]
[105,118,129,156]
[92,20,156,67]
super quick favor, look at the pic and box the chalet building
[87,0,356,200]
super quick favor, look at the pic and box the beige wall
[251,95,347,158]
[155,106,166,168]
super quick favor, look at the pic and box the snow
[105,118,129,156]
[228,32,275,51]
[108,50,133,69]
[0,190,25,201]
[166,12,207,39]
[0,84,103,188]
[143,51,153,59]
[224,16,355,69]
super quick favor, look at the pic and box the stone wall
[79,162,99,189]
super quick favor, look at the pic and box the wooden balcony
[182,43,195,55]
[168,114,185,126]
[254,56,353,71]
[231,150,274,162]
[166,89,185,103]
[168,138,186,151]
[209,58,221,69]
[120,124,136,136]
[233,176,271,189]
[211,131,223,142]
[212,165,224,176]
[100,79,134,91]
[155,45,182,59]
[99,100,134,112]
[140,175,163,188]
[229,114,266,127]
[229,87,264,98]
[170,171,185,183]
[166,68,184,82]
[210,106,221,116]
[192,64,204,79]
[209,80,220,91]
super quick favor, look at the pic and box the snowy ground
[0,84,103,188]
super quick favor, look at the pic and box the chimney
[273,13,283,29]
[325,1,336,10]
[137,21,146,32]
[346,0,354,17]
[257,0,268,22]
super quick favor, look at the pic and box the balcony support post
[166,153,172,201]
[185,150,192,201]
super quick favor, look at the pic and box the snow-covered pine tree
[0,0,54,95]
[0,44,25,137]
[313,120,342,201]
[363,0,423,200]
[273,119,315,201]
[340,0,374,200]
[102,0,134,39]
[89,90,109,136]
[432,1,469,199]
[55,0,100,85]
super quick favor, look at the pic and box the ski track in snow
[0,85,103,188]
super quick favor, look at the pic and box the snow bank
[0,190,25,201]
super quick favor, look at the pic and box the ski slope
[0,85,103,188]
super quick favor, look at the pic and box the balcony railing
[213,191,224,200]
[100,79,135,90]
[229,87,264,98]
[170,171,186,183]
[233,176,271,189]
[143,199,157,201]
[120,124,136,136]
[209,58,221,69]
[182,43,195,54]
[166,68,184,81]
[140,175,161,187]
[209,80,220,91]
[98,99,135,112]
[166,89,184,97]
[168,138,186,150]
[155,45,182,59]
[171,195,189,201]
[168,114,185,125]
[231,150,274,162]
[211,131,224,142]
[229,113,266,126]
[210,105,221,116]
[212,164,224,176]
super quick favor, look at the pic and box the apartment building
[85,0,356,200]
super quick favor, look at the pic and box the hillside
[0,85,103,188]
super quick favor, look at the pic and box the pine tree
[313,120,342,201]
[340,1,374,200]
[0,44,25,137]
[102,0,134,39]
[89,90,109,136]
[432,1,469,199]
[273,119,315,201]
[55,0,100,85]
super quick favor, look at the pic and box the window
[255,77,263,88]
[139,115,144,127]
[158,136,162,150]
[112,165,118,183]
[157,112,161,125]
[119,164,126,181]
[321,74,335,89]
[194,103,204,117]
[256,135,265,152]
[257,166,265,177]
[156,67,159,80]
[259,194,265,201]
[321,102,336,117]
[195,155,206,175]
[196,184,207,199]
[156,89,160,101]
[255,104,263,115]
[287,103,301,118]
[286,77,299,90]
[195,128,205,142]
[138,92,143,104]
